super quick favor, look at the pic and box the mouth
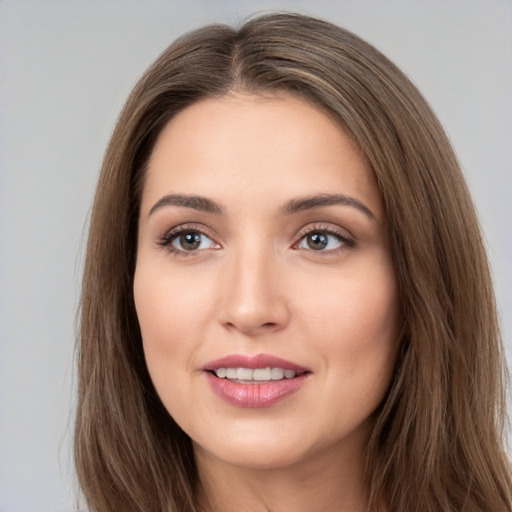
[208,367,308,383]
[203,354,311,408]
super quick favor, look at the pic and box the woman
[74,12,511,512]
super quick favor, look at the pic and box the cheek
[133,263,199,424]
[133,258,223,413]
[298,254,401,392]
[133,264,185,380]
[134,259,215,344]
[301,263,399,341]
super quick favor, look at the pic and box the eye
[294,224,355,253]
[171,231,217,251]
[158,225,220,255]
[297,232,342,251]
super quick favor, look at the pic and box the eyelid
[293,222,356,251]
[156,223,221,253]
[155,221,355,256]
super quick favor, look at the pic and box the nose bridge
[218,236,289,334]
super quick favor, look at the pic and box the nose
[217,246,290,336]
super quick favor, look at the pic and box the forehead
[141,93,382,218]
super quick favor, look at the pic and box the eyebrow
[148,192,375,219]
[280,193,375,219]
[148,194,225,217]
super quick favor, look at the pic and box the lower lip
[205,372,308,408]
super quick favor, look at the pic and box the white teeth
[226,368,238,379]
[213,367,298,381]
[237,368,253,380]
[253,368,271,381]
[271,368,284,380]
[215,368,227,378]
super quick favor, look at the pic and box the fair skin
[134,93,400,512]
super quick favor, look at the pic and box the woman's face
[134,93,401,470]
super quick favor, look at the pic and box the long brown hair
[75,12,511,512]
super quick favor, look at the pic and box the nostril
[217,295,290,334]
[223,320,277,330]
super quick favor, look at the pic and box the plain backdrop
[0,1,511,511]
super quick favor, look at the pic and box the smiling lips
[203,354,310,408]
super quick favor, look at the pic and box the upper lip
[203,353,310,372]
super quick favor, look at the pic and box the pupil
[180,232,201,250]
[307,232,328,250]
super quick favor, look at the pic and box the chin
[194,437,308,471]
[190,418,362,474]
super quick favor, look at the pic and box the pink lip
[203,353,310,372]
[203,353,310,408]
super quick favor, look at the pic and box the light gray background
[0,1,511,511]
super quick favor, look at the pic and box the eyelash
[294,223,356,253]
[156,223,218,257]
[157,222,356,257]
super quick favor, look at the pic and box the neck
[194,437,371,512]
